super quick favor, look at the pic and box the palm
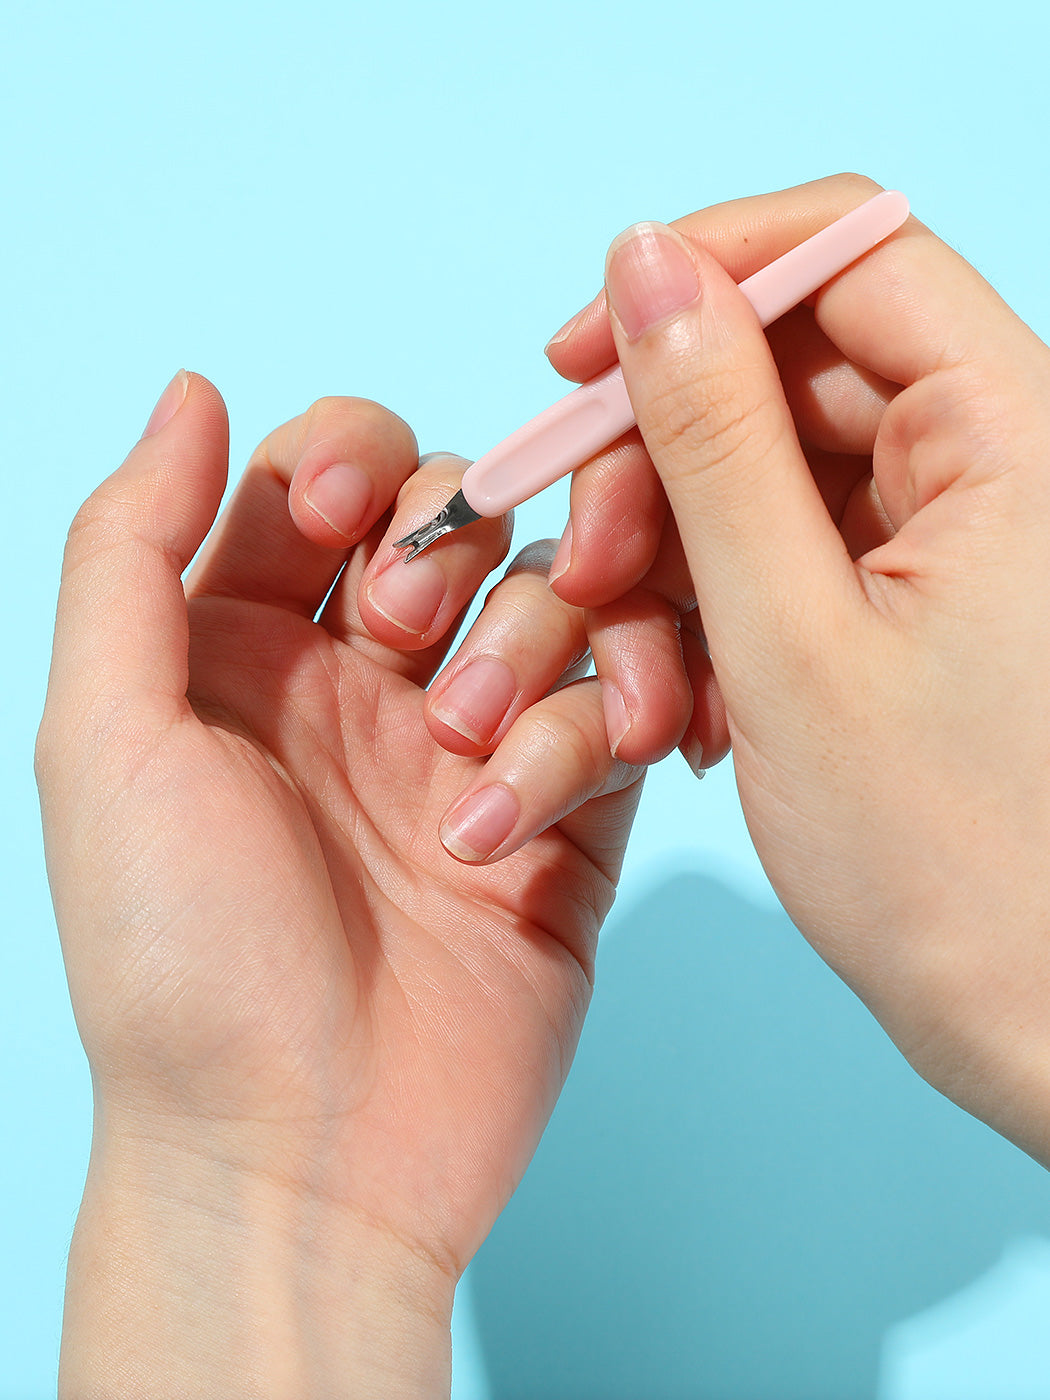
[104,589,603,1266]
[44,386,634,1271]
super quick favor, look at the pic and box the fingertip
[426,714,491,758]
[178,371,230,444]
[600,674,691,768]
[680,731,707,779]
[426,655,518,755]
[590,590,693,767]
[284,397,420,546]
[291,459,374,547]
[549,440,666,608]
[113,369,230,544]
[679,631,731,774]
[548,518,573,588]
[544,290,618,384]
[141,369,190,438]
[137,369,228,449]
[439,782,521,864]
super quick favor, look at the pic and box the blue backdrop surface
[4,1,1050,1395]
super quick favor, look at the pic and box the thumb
[44,371,230,737]
[605,222,861,676]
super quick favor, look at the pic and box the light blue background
[5,1,1050,1395]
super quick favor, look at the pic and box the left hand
[37,377,642,1394]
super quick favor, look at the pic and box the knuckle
[479,570,586,659]
[644,367,778,483]
[505,538,560,577]
[303,396,417,457]
[305,394,359,426]
[62,491,126,577]
[542,686,609,769]
[412,450,470,479]
[495,554,582,617]
[395,457,467,508]
[529,708,601,777]
[826,170,883,199]
[883,363,1013,487]
[417,450,470,471]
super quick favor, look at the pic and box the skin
[431,172,1050,1171]
[36,378,643,1396]
[39,172,1050,1394]
[597,180,1050,1167]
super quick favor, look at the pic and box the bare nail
[365,555,445,636]
[303,462,373,539]
[681,733,706,779]
[548,518,573,586]
[601,679,631,756]
[430,658,518,744]
[141,370,189,439]
[440,784,519,862]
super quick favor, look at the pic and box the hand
[36,377,643,1396]
[550,172,1050,1168]
[420,189,886,787]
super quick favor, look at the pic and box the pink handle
[461,189,909,517]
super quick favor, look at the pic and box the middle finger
[319,454,514,687]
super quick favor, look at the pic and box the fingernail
[682,733,706,779]
[605,222,700,343]
[431,658,518,744]
[544,293,597,354]
[142,370,189,439]
[601,679,631,757]
[365,554,445,636]
[548,518,573,586]
[440,783,519,862]
[303,462,373,539]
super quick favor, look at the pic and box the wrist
[61,1125,455,1399]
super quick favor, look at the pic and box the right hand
[438,174,1050,1169]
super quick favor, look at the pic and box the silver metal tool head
[393,488,482,561]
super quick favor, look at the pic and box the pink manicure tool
[395,189,910,560]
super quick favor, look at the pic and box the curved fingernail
[544,291,603,356]
[365,554,446,636]
[440,783,520,862]
[601,679,631,756]
[606,222,700,344]
[544,309,586,355]
[431,659,517,744]
[417,451,469,468]
[303,462,373,539]
[548,518,573,587]
[141,370,189,439]
[682,733,706,779]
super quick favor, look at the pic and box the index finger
[811,214,1048,387]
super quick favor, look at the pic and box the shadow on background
[468,868,1050,1400]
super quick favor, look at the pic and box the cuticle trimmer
[394,189,910,561]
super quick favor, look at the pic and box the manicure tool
[395,190,910,561]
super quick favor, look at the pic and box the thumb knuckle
[63,492,123,576]
[644,366,779,483]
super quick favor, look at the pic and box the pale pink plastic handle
[460,190,909,517]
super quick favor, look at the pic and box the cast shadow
[468,868,1050,1400]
